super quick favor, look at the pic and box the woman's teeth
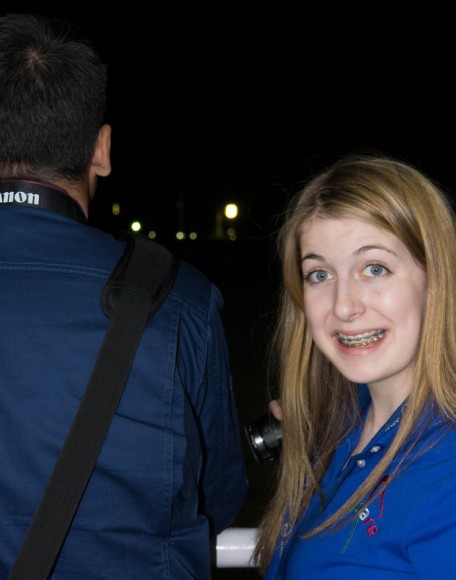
[336,329,385,347]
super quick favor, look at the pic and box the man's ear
[91,124,112,177]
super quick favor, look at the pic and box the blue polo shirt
[266,387,456,579]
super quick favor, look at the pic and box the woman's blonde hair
[254,154,456,573]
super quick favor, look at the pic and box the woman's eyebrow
[301,252,325,263]
[353,245,397,257]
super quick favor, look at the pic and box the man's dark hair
[0,13,107,180]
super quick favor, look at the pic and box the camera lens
[244,414,282,463]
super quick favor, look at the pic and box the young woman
[254,155,456,578]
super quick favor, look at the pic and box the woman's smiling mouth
[336,329,386,348]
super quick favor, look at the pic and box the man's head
[0,13,109,184]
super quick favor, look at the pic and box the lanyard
[0,179,87,225]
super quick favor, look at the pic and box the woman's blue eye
[365,264,387,277]
[305,270,329,283]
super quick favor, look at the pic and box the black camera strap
[7,233,179,579]
[0,179,87,224]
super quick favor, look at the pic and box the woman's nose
[332,278,365,321]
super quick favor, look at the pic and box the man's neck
[49,178,90,219]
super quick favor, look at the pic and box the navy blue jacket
[0,201,248,579]
[266,386,456,579]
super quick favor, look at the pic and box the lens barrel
[244,414,282,463]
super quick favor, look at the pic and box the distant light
[112,202,120,216]
[131,221,142,232]
[225,203,238,219]
[148,231,157,239]
[227,227,237,241]
[189,232,198,240]
[176,231,185,240]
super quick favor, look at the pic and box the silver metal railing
[215,528,257,568]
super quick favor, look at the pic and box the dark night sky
[101,1,455,236]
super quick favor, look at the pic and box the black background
[2,2,455,576]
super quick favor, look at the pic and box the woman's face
[300,217,427,402]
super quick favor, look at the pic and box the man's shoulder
[170,259,222,314]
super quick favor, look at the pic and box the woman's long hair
[253,154,456,573]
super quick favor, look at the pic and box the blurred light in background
[224,203,238,219]
[227,227,237,241]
